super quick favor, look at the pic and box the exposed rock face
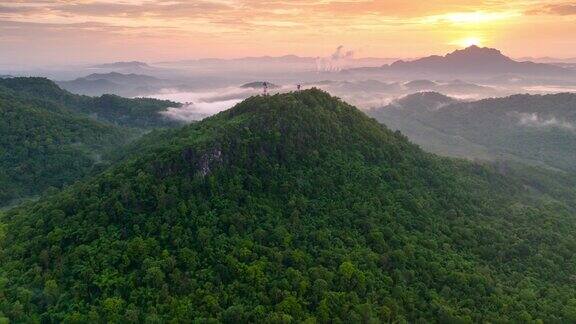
[197,148,223,177]
[153,146,225,179]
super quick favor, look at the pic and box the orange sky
[1,0,575,65]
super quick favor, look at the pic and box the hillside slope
[0,77,185,207]
[1,90,575,322]
[0,85,134,207]
[369,92,576,172]
[0,77,180,128]
[57,72,165,97]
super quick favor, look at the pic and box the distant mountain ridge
[518,56,576,64]
[163,55,398,65]
[369,92,576,171]
[92,61,151,69]
[57,72,165,97]
[347,46,573,78]
[82,72,160,83]
[157,55,399,73]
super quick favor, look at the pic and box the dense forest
[1,89,575,322]
[0,77,181,128]
[369,92,576,172]
[0,78,181,207]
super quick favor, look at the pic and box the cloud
[0,0,574,65]
[0,5,37,14]
[53,1,233,18]
[162,99,242,122]
[546,3,576,15]
[527,3,576,16]
[516,112,575,131]
[0,0,532,26]
[153,86,266,122]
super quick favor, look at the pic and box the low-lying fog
[4,45,576,123]
[143,79,576,122]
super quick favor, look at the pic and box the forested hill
[369,92,576,172]
[1,90,576,322]
[0,84,135,207]
[0,77,181,128]
[0,77,181,207]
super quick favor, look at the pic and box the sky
[1,0,576,66]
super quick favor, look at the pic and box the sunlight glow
[459,37,482,47]
[422,11,520,25]
[1,1,574,64]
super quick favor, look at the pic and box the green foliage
[370,92,576,172]
[0,77,184,206]
[0,77,181,128]
[0,86,133,206]
[1,89,575,322]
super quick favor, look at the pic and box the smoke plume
[316,45,355,72]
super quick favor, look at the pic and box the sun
[459,37,482,48]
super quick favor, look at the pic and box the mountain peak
[399,91,454,103]
[379,45,571,76]
[157,88,412,170]
[92,61,151,69]
[446,45,511,62]
[460,45,498,52]
[392,91,456,112]
[240,81,280,89]
[223,88,359,122]
[388,45,514,70]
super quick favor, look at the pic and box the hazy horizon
[1,0,576,66]
[3,45,576,72]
